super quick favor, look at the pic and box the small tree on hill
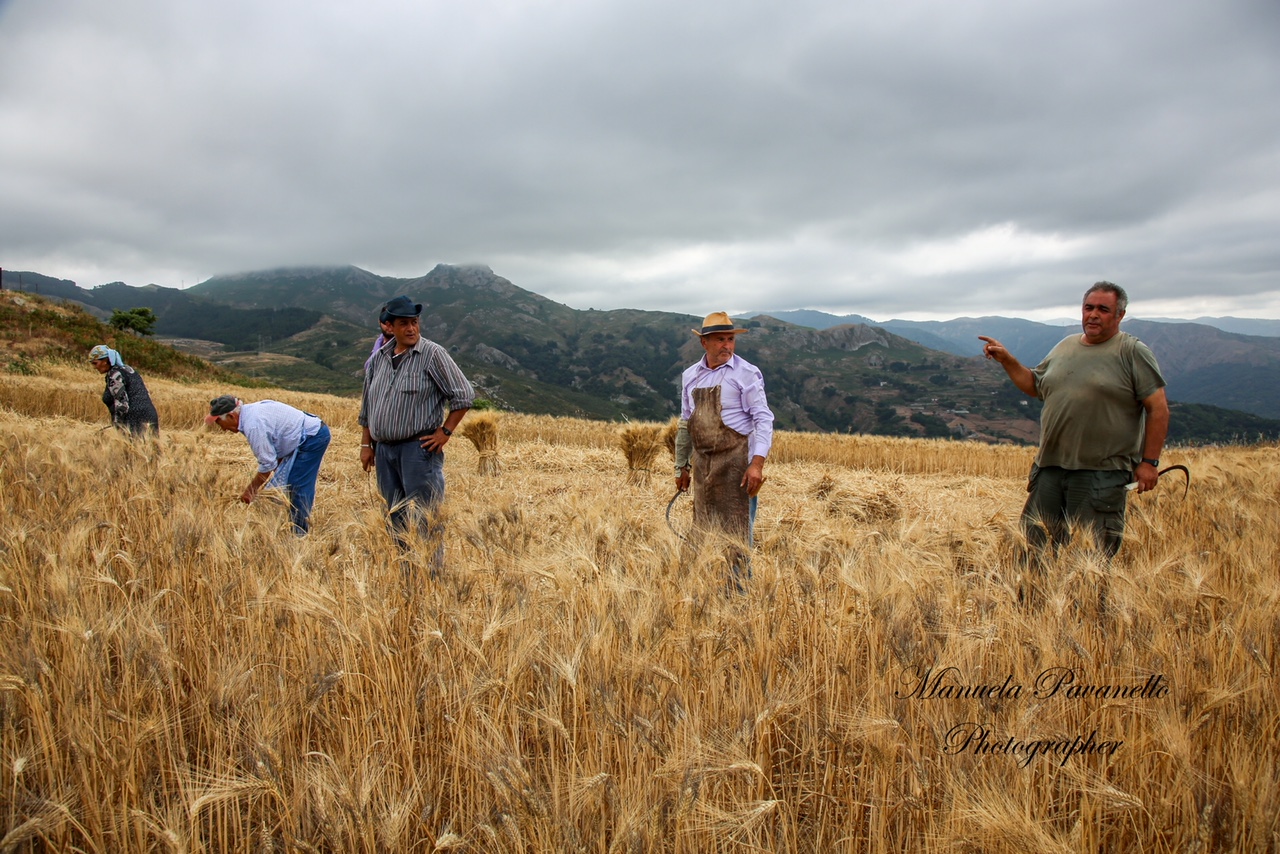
[109,307,158,336]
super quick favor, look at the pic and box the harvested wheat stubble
[0,373,1275,852]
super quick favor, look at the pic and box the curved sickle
[1158,464,1191,499]
[666,490,688,541]
[1126,463,1190,499]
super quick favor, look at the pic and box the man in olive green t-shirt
[979,282,1169,558]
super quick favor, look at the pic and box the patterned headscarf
[87,345,124,367]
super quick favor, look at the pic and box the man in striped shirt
[359,295,474,569]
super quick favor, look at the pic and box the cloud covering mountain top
[2,0,1278,320]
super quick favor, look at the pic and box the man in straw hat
[359,295,474,572]
[206,396,332,536]
[674,311,775,586]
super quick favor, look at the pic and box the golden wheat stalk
[0,366,1274,852]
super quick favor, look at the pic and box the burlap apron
[688,385,750,542]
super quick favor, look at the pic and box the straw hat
[692,311,748,337]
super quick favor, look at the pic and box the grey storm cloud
[1,0,1278,320]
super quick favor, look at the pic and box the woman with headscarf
[88,345,160,436]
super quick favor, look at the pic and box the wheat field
[1,364,1277,852]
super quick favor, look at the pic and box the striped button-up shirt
[680,353,774,460]
[359,337,475,442]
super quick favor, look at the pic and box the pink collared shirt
[680,354,774,460]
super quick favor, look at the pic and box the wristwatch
[441,426,453,437]
[1140,457,1159,467]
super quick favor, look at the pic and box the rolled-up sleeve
[739,373,774,459]
[429,350,475,410]
[243,429,279,473]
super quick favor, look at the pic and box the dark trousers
[284,424,330,535]
[375,440,446,568]
[1021,464,1131,558]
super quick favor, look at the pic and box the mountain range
[4,265,1278,443]
[752,308,1280,343]
[748,308,1280,421]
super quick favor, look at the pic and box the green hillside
[0,290,267,388]
[1167,401,1280,444]
[9,264,1280,446]
[196,267,1041,434]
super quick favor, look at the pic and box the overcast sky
[2,0,1278,321]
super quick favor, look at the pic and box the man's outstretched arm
[979,336,1037,397]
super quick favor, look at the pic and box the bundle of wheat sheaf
[459,411,500,475]
[619,423,663,485]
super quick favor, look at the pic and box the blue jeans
[284,423,330,535]
[726,495,759,594]
[375,440,446,567]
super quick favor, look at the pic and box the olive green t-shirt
[1031,331,1165,471]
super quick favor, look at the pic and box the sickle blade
[666,490,688,541]
[1159,464,1191,499]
